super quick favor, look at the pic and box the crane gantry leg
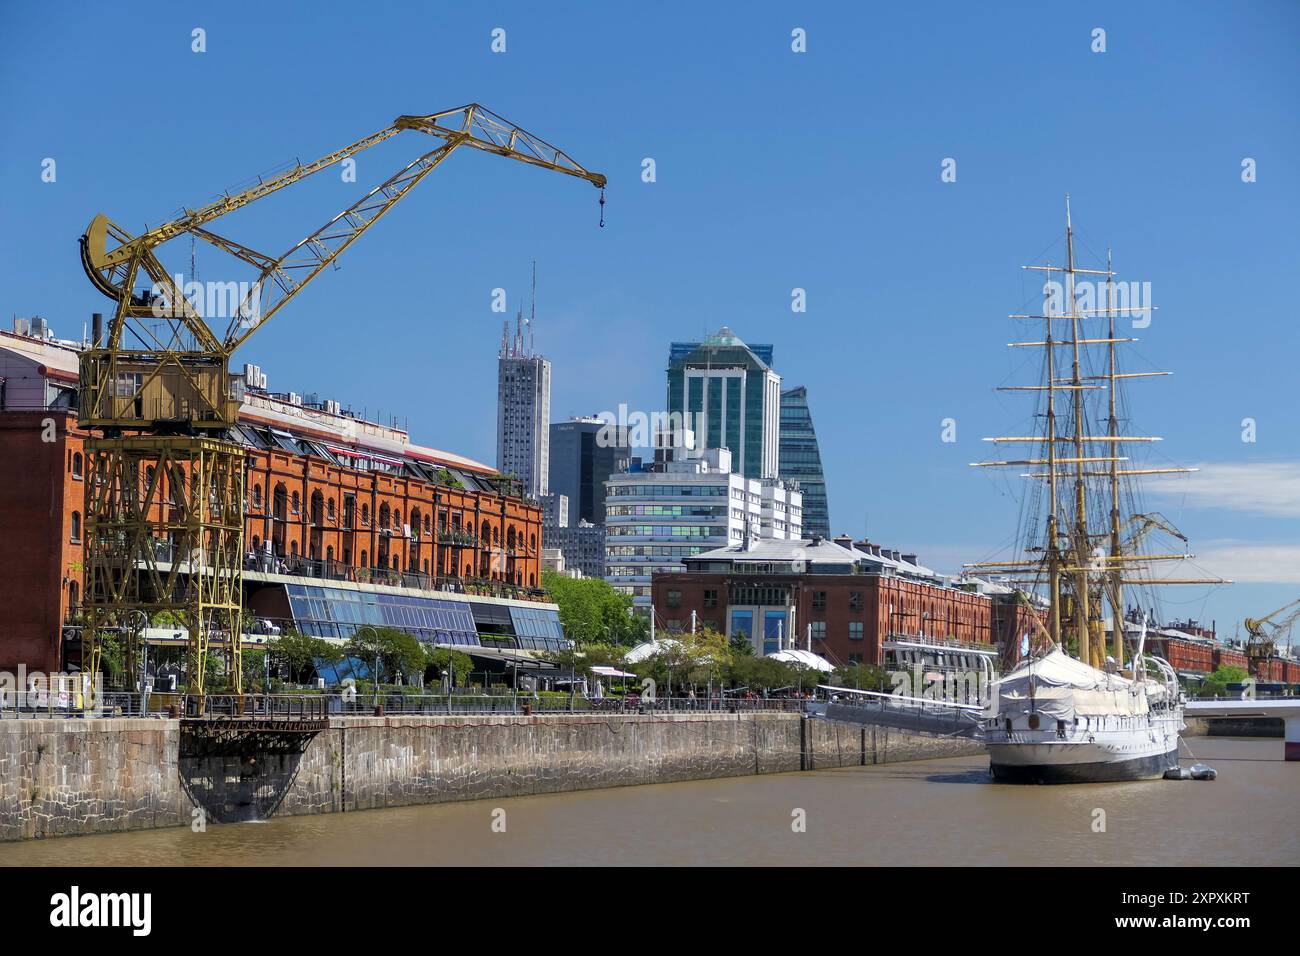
[83,435,244,715]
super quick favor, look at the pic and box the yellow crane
[1243,598,1300,667]
[78,105,605,712]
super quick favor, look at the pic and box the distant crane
[1243,598,1300,672]
[78,105,606,712]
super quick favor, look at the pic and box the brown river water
[1,738,1294,866]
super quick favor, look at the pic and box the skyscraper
[496,312,550,498]
[778,385,831,538]
[666,327,781,480]
[548,416,631,527]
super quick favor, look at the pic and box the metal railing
[0,691,809,719]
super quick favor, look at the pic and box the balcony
[437,531,479,547]
[243,552,547,602]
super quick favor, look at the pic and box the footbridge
[1185,698,1300,761]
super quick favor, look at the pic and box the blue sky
[3,1,1298,637]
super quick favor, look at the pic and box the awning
[591,665,637,678]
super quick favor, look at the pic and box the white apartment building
[604,433,800,611]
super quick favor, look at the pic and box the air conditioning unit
[243,363,268,390]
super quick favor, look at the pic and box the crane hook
[598,187,605,228]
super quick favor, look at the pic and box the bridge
[1185,698,1300,761]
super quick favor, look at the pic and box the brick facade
[0,408,542,674]
[652,571,997,667]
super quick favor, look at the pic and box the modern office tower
[547,521,607,579]
[496,312,550,498]
[604,430,800,612]
[548,415,631,527]
[666,327,781,480]
[778,385,830,538]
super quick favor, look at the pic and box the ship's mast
[1105,248,1125,666]
[968,199,1227,665]
[1065,197,1095,667]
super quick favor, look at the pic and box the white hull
[984,711,1182,783]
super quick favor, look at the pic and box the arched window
[379,503,391,529]
[291,491,301,515]
[361,549,368,568]
[327,497,336,521]
[71,452,83,478]
[68,580,79,611]
[290,540,299,557]
[327,545,334,562]
[252,484,262,508]
[273,484,288,520]
[311,490,324,526]
[70,511,82,542]
[362,503,370,526]
[423,514,431,533]
[530,534,536,551]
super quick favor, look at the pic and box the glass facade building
[666,327,781,480]
[778,385,831,538]
[285,583,480,645]
[281,583,568,652]
[548,417,630,526]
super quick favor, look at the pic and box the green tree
[542,570,648,645]
[830,662,888,692]
[426,648,473,688]
[346,627,427,686]
[271,631,343,684]
[1196,664,1249,698]
[630,628,732,694]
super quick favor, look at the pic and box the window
[810,621,826,641]
[70,511,82,543]
[812,591,827,612]
[71,452,83,479]
[849,591,863,611]
[703,589,718,609]
[849,622,864,641]
[666,589,682,609]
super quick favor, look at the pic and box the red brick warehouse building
[652,535,1008,669]
[0,321,546,674]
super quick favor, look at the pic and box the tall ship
[967,199,1225,783]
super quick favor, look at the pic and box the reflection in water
[0,738,1294,867]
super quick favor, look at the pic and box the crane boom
[76,104,605,713]
[82,104,605,389]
